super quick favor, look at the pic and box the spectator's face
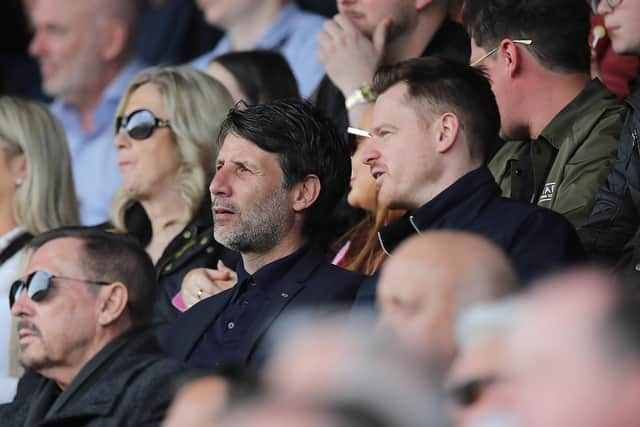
[337,0,416,40]
[469,38,522,140]
[505,284,638,427]
[28,0,103,101]
[377,253,457,364]
[210,134,295,253]
[114,83,180,200]
[598,0,640,55]
[11,238,101,377]
[363,83,443,210]
[347,138,378,212]
[196,0,254,29]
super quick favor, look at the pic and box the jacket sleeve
[509,210,586,285]
[578,111,640,262]
[549,105,622,227]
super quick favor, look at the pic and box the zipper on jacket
[633,129,640,156]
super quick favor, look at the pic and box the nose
[361,138,380,166]
[11,290,34,317]
[28,29,46,58]
[209,166,231,198]
[113,127,130,149]
[596,0,611,15]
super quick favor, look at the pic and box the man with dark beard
[160,100,364,371]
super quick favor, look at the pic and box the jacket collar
[539,79,618,150]
[378,167,498,254]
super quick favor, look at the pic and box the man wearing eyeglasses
[580,0,640,274]
[461,0,625,229]
[0,227,186,426]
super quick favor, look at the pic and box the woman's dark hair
[211,50,300,105]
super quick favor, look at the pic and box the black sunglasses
[114,109,171,140]
[447,376,497,407]
[9,270,112,309]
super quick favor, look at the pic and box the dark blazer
[160,248,364,370]
[354,167,585,308]
[1,329,187,427]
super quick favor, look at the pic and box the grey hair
[110,66,234,230]
[455,298,523,351]
[0,96,80,233]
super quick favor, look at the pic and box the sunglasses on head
[9,270,112,309]
[114,109,171,140]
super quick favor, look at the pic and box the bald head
[377,231,516,366]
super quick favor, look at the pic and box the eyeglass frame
[470,39,534,68]
[114,109,171,141]
[591,0,623,15]
[9,270,112,309]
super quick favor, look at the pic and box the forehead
[26,237,85,276]
[218,133,282,168]
[31,0,94,25]
[124,83,166,116]
[371,83,421,128]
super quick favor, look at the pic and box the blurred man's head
[377,231,516,367]
[28,0,140,105]
[10,227,156,386]
[447,300,522,427]
[595,0,640,55]
[362,57,500,210]
[505,268,640,427]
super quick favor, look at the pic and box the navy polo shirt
[187,246,308,369]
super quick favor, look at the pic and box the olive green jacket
[489,79,626,227]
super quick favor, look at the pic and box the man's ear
[291,174,321,213]
[99,18,129,62]
[434,113,460,154]
[498,39,522,78]
[97,282,129,326]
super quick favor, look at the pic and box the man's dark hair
[28,226,157,326]
[461,0,590,74]
[217,99,351,246]
[372,57,501,163]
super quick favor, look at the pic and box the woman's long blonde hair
[110,66,234,230]
[0,96,80,233]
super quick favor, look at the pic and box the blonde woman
[0,96,79,403]
[110,66,238,325]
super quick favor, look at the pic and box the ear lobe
[291,175,321,213]
[9,154,27,187]
[97,282,129,326]
[434,113,460,154]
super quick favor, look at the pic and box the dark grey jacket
[0,328,186,427]
[579,83,640,272]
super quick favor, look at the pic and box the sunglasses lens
[29,271,52,302]
[127,110,156,140]
[9,280,25,308]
